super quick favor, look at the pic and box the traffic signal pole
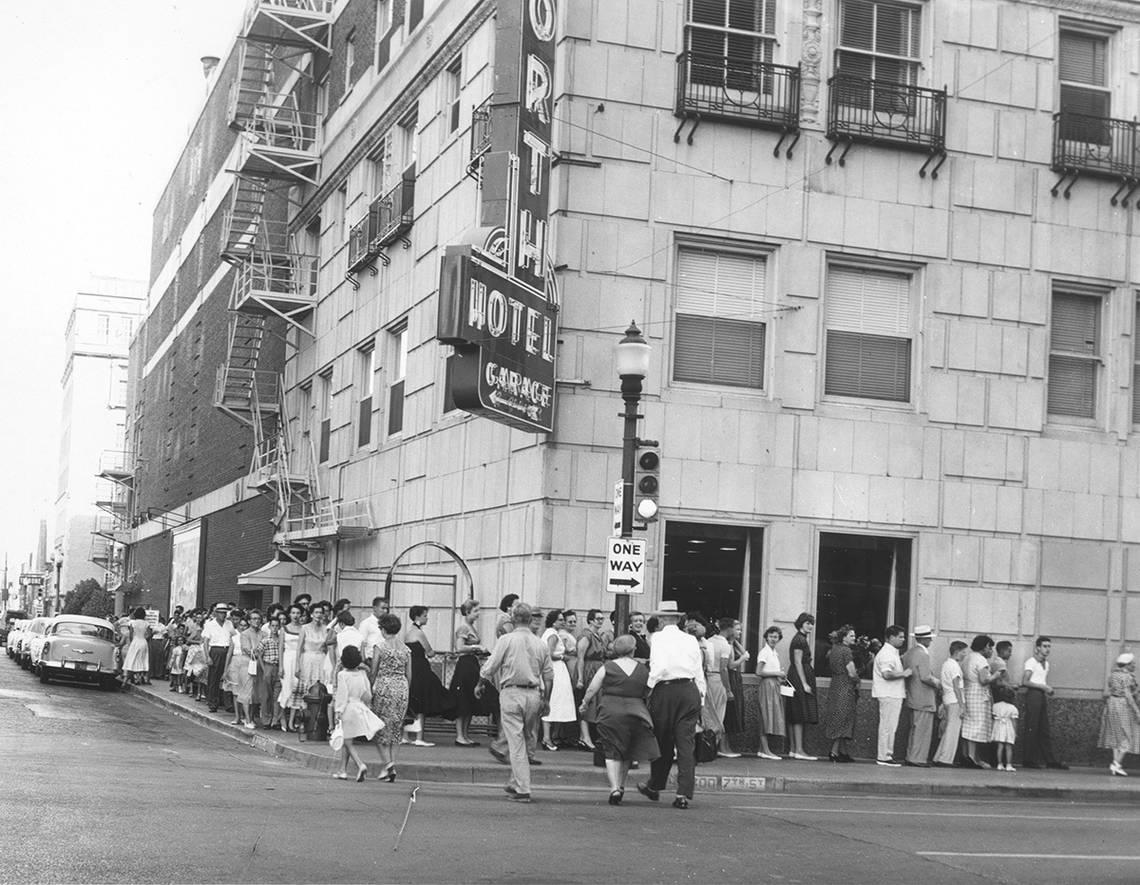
[616,370,643,638]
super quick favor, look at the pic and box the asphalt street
[2,653,1139,884]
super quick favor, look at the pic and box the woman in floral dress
[961,634,998,768]
[370,613,411,781]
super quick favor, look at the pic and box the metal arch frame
[383,541,475,605]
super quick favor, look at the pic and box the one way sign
[606,536,646,594]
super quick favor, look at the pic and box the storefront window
[661,521,764,656]
[814,532,911,677]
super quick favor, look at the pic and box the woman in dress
[723,619,749,740]
[576,609,609,750]
[277,604,305,733]
[785,612,818,760]
[541,610,577,751]
[755,626,786,759]
[223,610,256,729]
[120,607,152,687]
[332,645,386,781]
[449,599,489,746]
[405,606,456,746]
[961,634,998,768]
[370,614,411,781]
[295,606,329,741]
[824,625,859,762]
[558,610,581,746]
[579,635,660,805]
[1098,652,1140,776]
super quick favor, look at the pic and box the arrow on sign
[609,577,641,589]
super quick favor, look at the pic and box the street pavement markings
[918,852,1140,861]
[728,805,1140,823]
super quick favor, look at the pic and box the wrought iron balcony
[370,179,415,249]
[675,52,800,131]
[827,72,946,152]
[470,95,494,161]
[1053,112,1138,179]
[347,215,372,271]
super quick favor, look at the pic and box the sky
[0,1,243,580]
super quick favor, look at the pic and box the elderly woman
[961,634,998,768]
[1098,652,1140,776]
[579,635,659,804]
[824,625,859,762]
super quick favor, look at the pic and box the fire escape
[217,1,373,549]
[90,451,136,581]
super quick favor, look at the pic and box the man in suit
[902,625,940,767]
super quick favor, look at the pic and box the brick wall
[201,495,277,610]
[327,0,381,108]
[129,531,172,616]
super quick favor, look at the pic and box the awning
[237,558,297,587]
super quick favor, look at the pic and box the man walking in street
[932,640,967,766]
[201,603,236,713]
[480,602,553,804]
[638,605,705,809]
[872,625,912,767]
[902,625,940,767]
[1021,636,1068,770]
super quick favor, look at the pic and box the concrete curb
[131,686,1140,803]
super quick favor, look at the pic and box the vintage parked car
[6,619,29,658]
[36,615,118,689]
[16,617,50,669]
[1,610,29,646]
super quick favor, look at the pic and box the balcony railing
[675,52,801,131]
[470,95,494,161]
[232,92,320,154]
[827,72,946,152]
[1053,112,1138,179]
[242,0,334,52]
[98,450,134,482]
[371,178,415,249]
[347,215,372,271]
[214,367,281,414]
[232,250,318,305]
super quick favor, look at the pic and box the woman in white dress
[121,607,152,687]
[332,645,386,781]
[540,610,576,750]
[277,604,305,732]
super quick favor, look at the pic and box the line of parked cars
[4,613,119,690]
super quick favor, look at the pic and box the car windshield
[53,623,114,641]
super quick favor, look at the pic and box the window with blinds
[673,248,767,389]
[1133,296,1140,425]
[687,0,777,75]
[824,265,912,402]
[836,0,921,85]
[1059,29,1111,145]
[1048,290,1101,421]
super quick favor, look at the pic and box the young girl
[332,645,385,781]
[168,637,187,693]
[991,685,1019,771]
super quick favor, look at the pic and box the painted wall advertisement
[169,521,203,613]
[436,0,558,433]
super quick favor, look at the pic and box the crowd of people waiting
[114,594,1140,793]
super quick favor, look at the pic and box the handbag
[247,658,258,676]
[694,728,718,764]
[328,722,344,752]
[779,678,796,698]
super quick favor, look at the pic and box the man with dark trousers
[201,603,236,713]
[638,604,706,810]
[1021,636,1068,769]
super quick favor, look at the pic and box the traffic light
[635,444,660,524]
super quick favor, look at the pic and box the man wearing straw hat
[637,603,706,810]
[902,625,940,767]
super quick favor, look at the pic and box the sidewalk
[131,681,1140,803]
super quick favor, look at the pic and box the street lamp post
[614,322,652,637]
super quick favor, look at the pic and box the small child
[168,640,187,693]
[184,640,208,701]
[991,685,1019,771]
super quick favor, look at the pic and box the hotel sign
[436,0,558,433]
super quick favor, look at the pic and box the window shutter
[825,266,911,402]
[1060,32,1106,86]
[674,248,766,389]
[840,0,875,51]
[1048,292,1099,419]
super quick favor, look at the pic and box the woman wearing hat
[1098,652,1140,776]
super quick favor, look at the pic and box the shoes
[1047,762,1069,770]
[932,761,956,768]
[506,792,532,803]
[230,719,241,726]
[490,747,508,764]
[454,739,480,747]
[208,707,218,713]
[355,767,367,783]
[718,751,742,758]
[876,759,901,767]
[576,740,596,752]
[672,796,690,810]
[1110,763,1128,777]
[974,760,992,770]
[528,758,542,766]
[829,753,841,763]
[636,782,660,802]
[541,740,558,751]
[332,772,348,780]
[169,686,177,692]
[608,789,624,806]
[383,764,397,783]
[505,784,518,795]
[409,739,435,747]
[243,720,255,729]
[903,761,930,768]
[757,751,782,761]
[1005,765,1017,772]
[790,752,818,761]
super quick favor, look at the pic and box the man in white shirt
[638,606,706,810]
[932,640,967,767]
[201,604,237,713]
[358,596,388,663]
[872,625,911,767]
[1021,636,1067,769]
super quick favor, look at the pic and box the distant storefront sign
[436,0,558,434]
